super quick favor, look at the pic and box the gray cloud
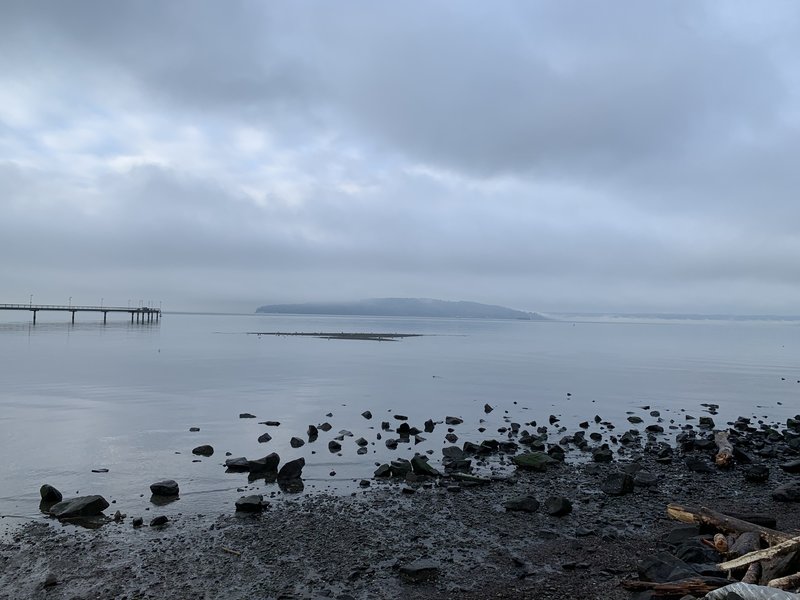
[1,1,799,313]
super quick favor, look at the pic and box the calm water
[1,312,798,528]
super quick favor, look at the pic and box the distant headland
[256,298,548,320]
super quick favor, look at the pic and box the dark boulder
[592,444,613,463]
[49,495,109,519]
[257,432,272,443]
[40,484,62,503]
[445,416,463,425]
[772,482,800,502]
[504,495,540,513]
[192,445,214,457]
[743,465,769,483]
[685,456,715,473]
[424,419,435,433]
[410,454,440,477]
[361,410,373,419]
[374,464,391,478]
[239,413,256,418]
[484,404,494,413]
[248,453,280,473]
[235,494,265,512]
[328,440,342,452]
[390,459,412,477]
[150,480,179,496]
[225,457,250,471]
[399,559,440,582]
[543,496,572,517]
[150,515,169,527]
[290,437,305,448]
[601,472,635,496]
[512,452,557,472]
[277,457,305,481]
[319,422,332,432]
[779,459,800,473]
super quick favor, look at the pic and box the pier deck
[0,303,161,324]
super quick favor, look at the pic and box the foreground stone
[399,559,440,582]
[772,482,800,502]
[39,484,62,503]
[512,452,557,472]
[150,480,179,496]
[504,495,540,513]
[235,495,265,512]
[277,457,305,481]
[248,453,280,473]
[601,472,635,496]
[49,495,109,519]
[543,496,572,517]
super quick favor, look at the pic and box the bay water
[1,311,798,529]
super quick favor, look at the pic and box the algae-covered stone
[512,451,557,472]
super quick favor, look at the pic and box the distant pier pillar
[32,310,37,325]
[71,311,75,324]
[130,312,134,324]
[103,311,108,324]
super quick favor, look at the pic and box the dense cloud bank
[1,1,799,312]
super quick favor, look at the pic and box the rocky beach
[3,401,800,600]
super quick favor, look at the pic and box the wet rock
[277,457,305,481]
[189,427,200,432]
[592,444,614,463]
[424,419,435,433]
[601,472,635,496]
[698,416,715,429]
[239,413,256,418]
[361,410,372,419]
[390,459,413,477]
[328,440,342,452]
[307,425,319,438]
[359,479,370,487]
[257,432,272,443]
[504,495,540,513]
[43,573,57,588]
[260,421,281,426]
[235,494,265,512]
[772,482,800,502]
[685,456,715,473]
[445,416,463,425]
[397,422,411,436]
[225,457,249,471]
[393,414,408,421]
[132,516,143,528]
[627,416,643,424]
[40,484,62,503]
[192,445,214,456]
[150,515,169,527]
[385,438,398,450]
[543,496,572,517]
[150,480,179,496]
[645,424,664,434]
[779,459,800,473]
[319,422,332,432]
[743,465,769,483]
[374,464,391,478]
[248,453,280,473]
[410,454,440,477]
[356,437,369,446]
[637,551,696,582]
[445,433,458,443]
[290,437,305,448]
[484,404,494,413]
[512,451,557,472]
[49,495,109,519]
[400,559,440,582]
[634,471,659,487]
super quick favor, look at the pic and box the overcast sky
[2,1,799,314]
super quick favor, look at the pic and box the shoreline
[3,406,800,599]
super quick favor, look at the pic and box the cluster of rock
[223,453,306,510]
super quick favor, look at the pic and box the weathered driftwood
[742,561,761,584]
[715,431,734,467]
[769,571,800,590]
[622,577,731,597]
[667,504,791,545]
[719,536,800,571]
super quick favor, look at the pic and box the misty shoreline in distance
[256,298,549,320]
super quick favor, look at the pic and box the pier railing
[0,303,161,324]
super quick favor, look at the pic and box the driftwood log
[667,504,791,545]
[714,431,734,467]
[769,571,800,590]
[718,536,800,571]
[622,577,731,597]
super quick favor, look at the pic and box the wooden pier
[0,303,161,325]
